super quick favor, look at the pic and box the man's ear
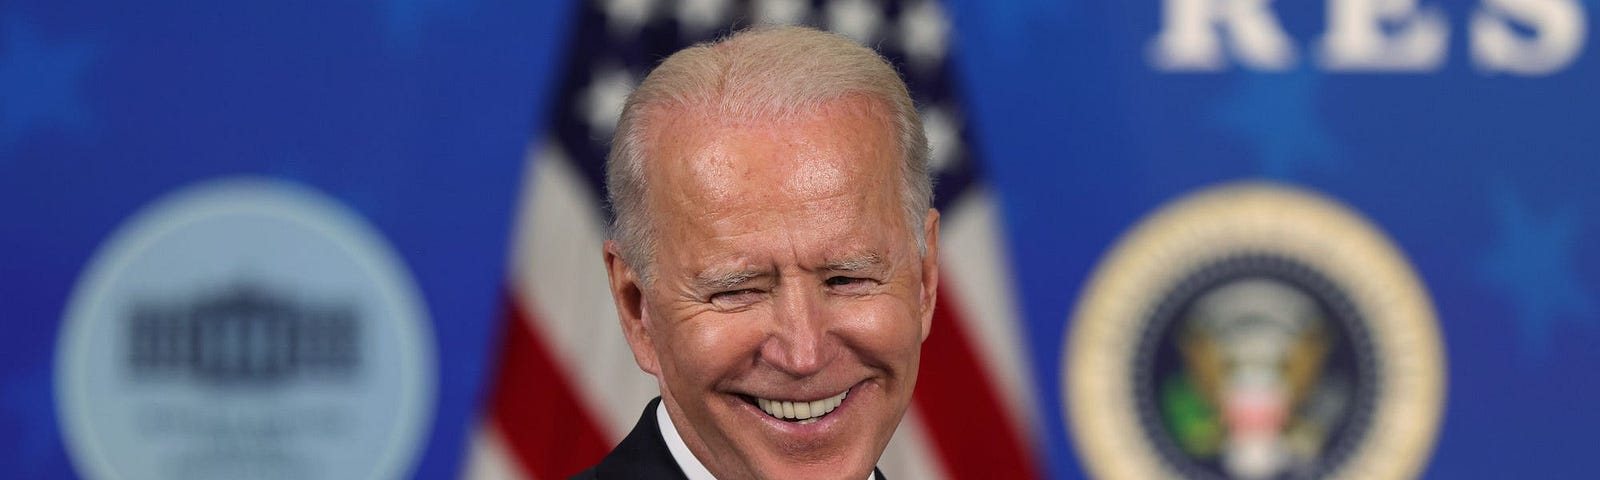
[919,208,941,342]
[605,240,660,376]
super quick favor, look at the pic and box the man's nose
[761,285,836,377]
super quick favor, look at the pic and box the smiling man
[576,26,938,480]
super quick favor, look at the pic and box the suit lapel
[587,397,688,479]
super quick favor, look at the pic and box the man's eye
[826,276,865,286]
[825,276,876,294]
[709,289,762,307]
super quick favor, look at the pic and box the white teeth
[755,389,848,422]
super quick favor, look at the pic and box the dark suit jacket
[571,397,886,480]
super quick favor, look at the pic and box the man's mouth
[744,389,849,425]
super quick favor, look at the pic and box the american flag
[461,1,1041,478]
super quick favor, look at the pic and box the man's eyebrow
[694,268,765,290]
[824,252,884,272]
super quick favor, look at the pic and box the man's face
[604,99,938,479]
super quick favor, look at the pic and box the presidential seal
[57,178,436,480]
[1063,182,1445,480]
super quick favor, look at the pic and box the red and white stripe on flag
[461,141,659,480]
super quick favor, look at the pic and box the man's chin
[748,460,876,480]
[730,439,878,480]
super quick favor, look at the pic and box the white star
[755,0,810,26]
[677,0,731,36]
[921,105,961,173]
[603,0,658,38]
[899,0,949,70]
[826,0,883,44]
[581,66,637,138]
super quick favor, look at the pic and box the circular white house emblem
[57,178,436,480]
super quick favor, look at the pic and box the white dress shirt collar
[657,400,717,480]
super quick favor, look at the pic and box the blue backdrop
[2,0,1596,478]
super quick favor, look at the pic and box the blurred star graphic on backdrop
[0,18,95,157]
[1479,186,1594,362]
[1213,68,1338,180]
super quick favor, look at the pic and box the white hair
[605,25,932,281]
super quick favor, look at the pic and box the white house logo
[125,283,360,386]
[1063,183,1445,480]
[56,178,435,480]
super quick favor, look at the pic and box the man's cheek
[683,319,763,369]
[848,306,922,352]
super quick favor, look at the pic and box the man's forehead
[644,102,896,207]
